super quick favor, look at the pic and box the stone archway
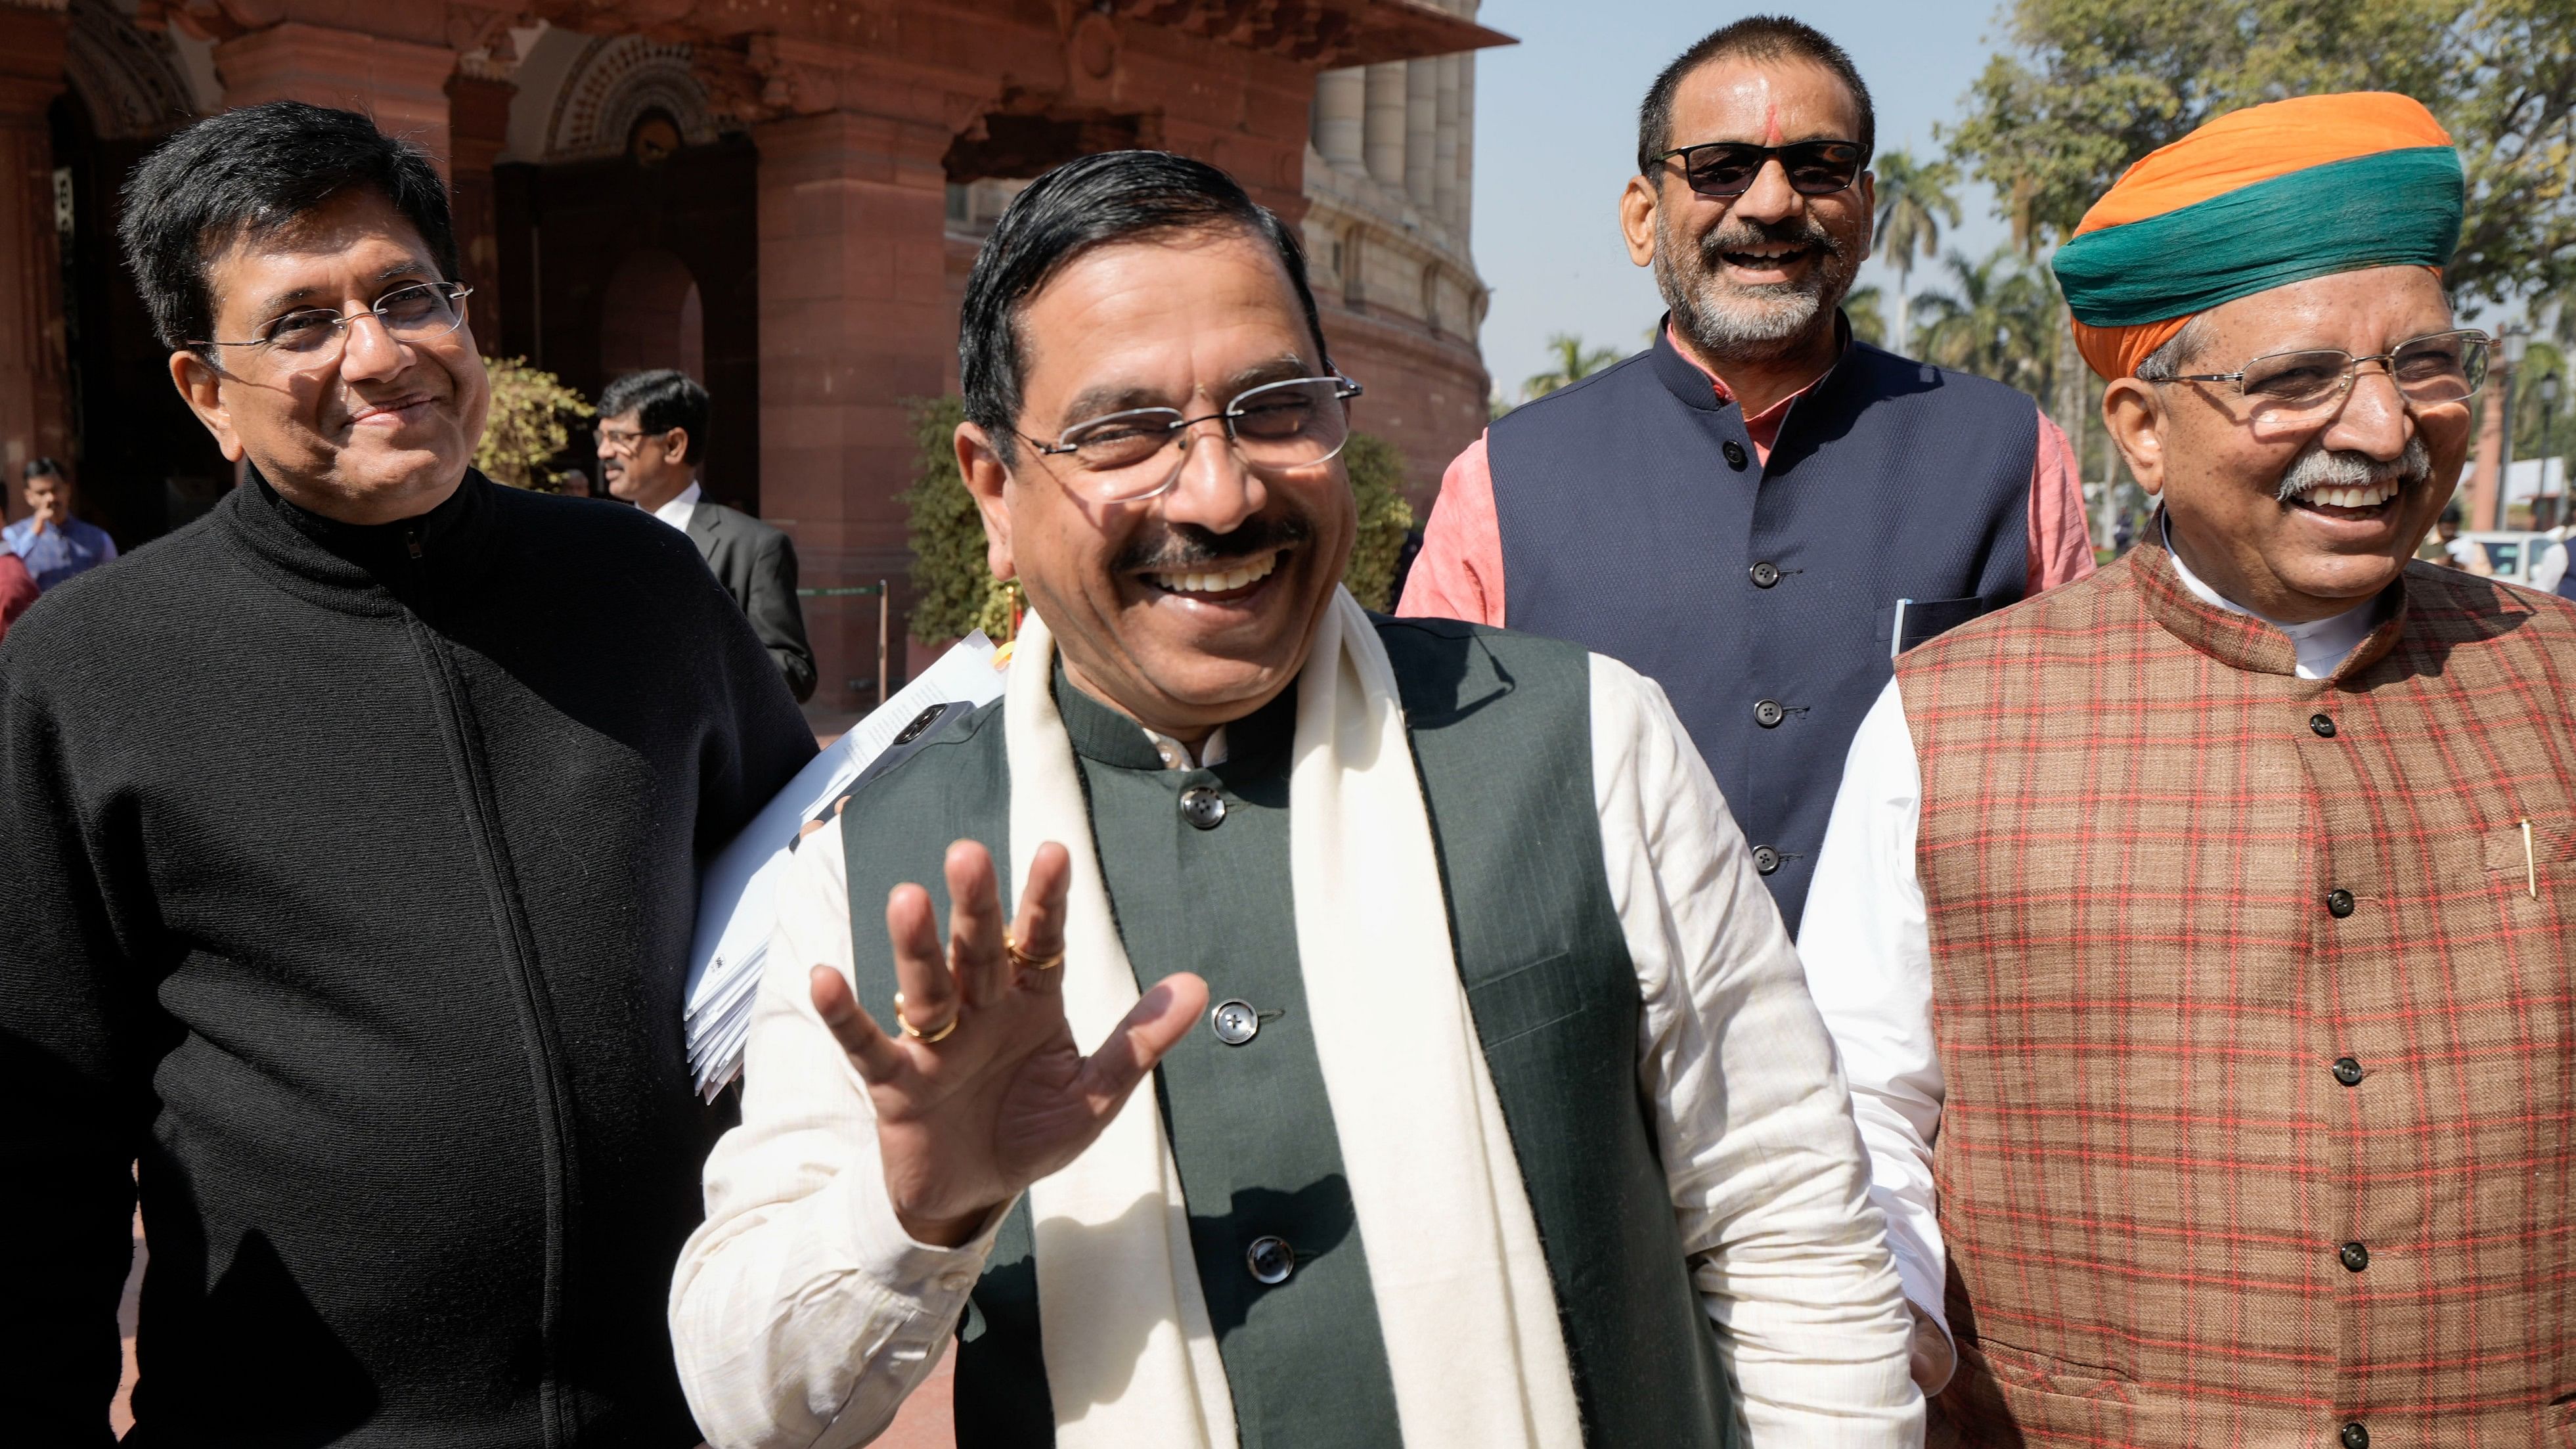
[597,246,705,385]
[545,35,726,162]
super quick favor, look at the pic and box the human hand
[808,839,1205,1246]
[1907,1301,1955,1394]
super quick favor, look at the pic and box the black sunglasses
[1653,139,1865,200]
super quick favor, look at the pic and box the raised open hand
[809,838,1207,1246]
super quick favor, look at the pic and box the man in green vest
[669,148,1918,1449]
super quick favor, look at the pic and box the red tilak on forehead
[1764,100,1784,146]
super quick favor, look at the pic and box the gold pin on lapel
[2523,818,2539,900]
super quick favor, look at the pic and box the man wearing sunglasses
[672,148,1921,1448]
[0,104,815,1445]
[1402,15,2093,945]
[1798,93,2576,1444]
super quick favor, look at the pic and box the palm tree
[1871,149,1961,357]
[1522,334,1620,400]
[1842,284,1888,348]
[1909,247,2062,401]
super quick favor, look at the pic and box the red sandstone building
[0,0,1503,709]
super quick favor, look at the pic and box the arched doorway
[597,247,705,385]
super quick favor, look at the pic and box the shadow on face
[2106,267,2474,623]
[957,227,1358,738]
[168,187,490,525]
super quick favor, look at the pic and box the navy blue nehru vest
[1487,324,2037,934]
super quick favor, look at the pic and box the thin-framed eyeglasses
[2160,328,2491,440]
[192,280,474,367]
[594,426,656,452]
[1652,139,1865,201]
[1019,374,1364,504]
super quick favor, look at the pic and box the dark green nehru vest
[838,617,1739,1447]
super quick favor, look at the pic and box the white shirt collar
[2163,516,2379,680]
[1140,723,1229,770]
[652,480,703,533]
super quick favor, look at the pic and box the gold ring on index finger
[1004,933,1065,972]
[892,992,960,1044]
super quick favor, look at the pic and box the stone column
[1314,67,1365,171]
[1404,59,1438,209]
[754,108,953,710]
[1457,53,1476,243]
[1432,55,1461,233]
[1363,62,1407,190]
[214,22,457,178]
[444,71,513,318]
[0,3,68,487]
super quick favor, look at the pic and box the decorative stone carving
[544,33,725,160]
[65,0,196,139]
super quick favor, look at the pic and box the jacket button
[1754,698,1786,728]
[2310,713,2337,738]
[1246,1235,1295,1284]
[1180,786,1226,830]
[2340,1241,2369,1272]
[2341,1424,2368,1449]
[2332,1056,2364,1086]
[1210,999,1260,1046]
[1750,561,1781,589]
[1751,845,1781,875]
[1722,440,1749,470]
[2326,888,2355,918]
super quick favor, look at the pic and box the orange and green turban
[2053,93,2464,380]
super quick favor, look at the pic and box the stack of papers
[683,633,1010,1099]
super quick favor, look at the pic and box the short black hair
[958,150,1330,462]
[24,457,64,481]
[118,101,457,353]
[1637,16,1876,177]
[598,370,712,462]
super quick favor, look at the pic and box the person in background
[1398,14,2092,941]
[2434,499,2491,571]
[0,102,815,1446]
[0,548,33,642]
[6,458,120,592]
[670,148,1920,1449]
[598,368,817,702]
[1801,92,2575,1445]
[2526,495,2568,593]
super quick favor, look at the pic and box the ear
[665,428,692,466]
[956,420,1017,581]
[1620,173,1662,268]
[168,349,246,462]
[2102,376,2167,498]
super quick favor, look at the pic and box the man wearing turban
[1797,93,2576,1444]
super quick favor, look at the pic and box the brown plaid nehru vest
[1898,535,2576,1447]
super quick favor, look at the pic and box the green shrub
[899,397,1420,637]
[475,357,592,490]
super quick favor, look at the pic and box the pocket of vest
[1463,949,1597,1050]
[1876,594,1997,654]
[2477,813,2576,898]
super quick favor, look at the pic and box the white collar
[651,480,703,531]
[1140,723,1229,770]
[2164,515,2379,680]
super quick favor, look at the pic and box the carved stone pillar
[1362,62,1406,189]
[1404,58,1437,209]
[0,3,70,487]
[213,22,456,177]
[1432,55,1461,232]
[1314,66,1364,171]
[754,107,953,709]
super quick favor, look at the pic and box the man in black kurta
[0,104,814,1446]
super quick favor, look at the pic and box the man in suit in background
[599,369,818,702]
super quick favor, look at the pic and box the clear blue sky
[1469,0,2019,400]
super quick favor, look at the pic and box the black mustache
[1699,215,1844,265]
[1115,513,1314,573]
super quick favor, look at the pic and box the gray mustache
[2275,435,2433,502]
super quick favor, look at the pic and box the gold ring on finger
[1004,933,1065,972]
[892,991,961,1044]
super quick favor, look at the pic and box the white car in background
[2446,531,2564,588]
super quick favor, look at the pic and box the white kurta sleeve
[1797,678,1948,1367]
[1589,655,1924,1445]
[668,826,1008,1449]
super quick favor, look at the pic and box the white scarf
[1006,587,1583,1449]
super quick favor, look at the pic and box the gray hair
[2131,315,2214,382]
